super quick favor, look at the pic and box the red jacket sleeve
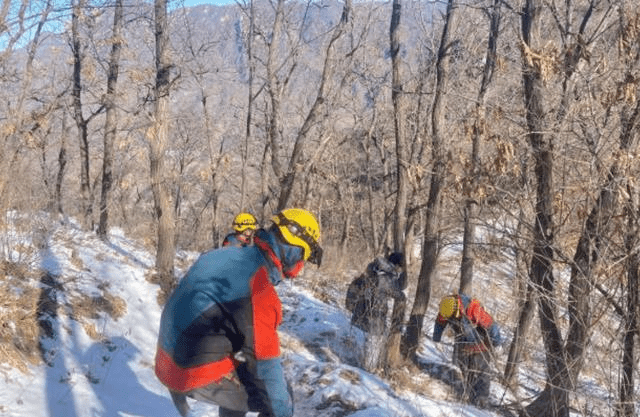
[250,267,283,359]
[465,299,493,329]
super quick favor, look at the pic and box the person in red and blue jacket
[155,208,323,417]
[433,293,502,408]
[222,212,258,247]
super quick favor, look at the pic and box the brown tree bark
[55,112,69,219]
[71,0,92,228]
[519,1,571,415]
[98,0,124,239]
[520,0,613,414]
[504,157,534,386]
[618,186,639,417]
[617,10,640,416]
[276,0,351,210]
[148,0,176,297]
[401,0,456,359]
[240,0,256,213]
[265,0,286,205]
[385,0,411,369]
[459,0,501,295]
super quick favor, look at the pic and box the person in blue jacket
[155,208,323,417]
[223,212,258,247]
[433,293,502,408]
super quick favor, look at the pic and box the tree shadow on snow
[38,270,80,417]
[106,240,153,270]
[279,289,362,368]
[37,251,174,416]
[412,353,466,398]
[80,336,176,417]
[412,352,519,417]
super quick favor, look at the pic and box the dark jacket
[155,229,297,417]
[345,257,405,333]
[433,293,501,353]
[222,232,252,247]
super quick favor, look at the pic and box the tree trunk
[504,156,534,386]
[276,0,351,210]
[148,0,176,298]
[98,0,123,239]
[616,19,640,415]
[363,123,379,253]
[71,0,93,229]
[504,279,536,386]
[385,0,410,369]
[389,0,408,263]
[459,0,500,295]
[55,112,69,220]
[520,1,570,415]
[401,0,455,359]
[618,187,639,417]
[266,0,286,202]
[200,93,226,248]
[240,0,256,212]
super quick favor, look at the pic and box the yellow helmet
[272,208,323,266]
[233,212,257,232]
[439,295,461,319]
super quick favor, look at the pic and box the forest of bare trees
[0,0,639,415]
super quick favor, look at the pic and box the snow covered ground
[0,220,602,417]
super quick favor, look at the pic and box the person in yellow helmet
[433,293,502,408]
[223,212,258,247]
[156,208,322,417]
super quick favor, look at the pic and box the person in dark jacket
[155,208,322,417]
[345,252,406,371]
[222,212,258,247]
[433,293,502,408]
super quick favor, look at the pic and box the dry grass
[0,260,128,372]
[69,289,127,322]
[0,262,45,372]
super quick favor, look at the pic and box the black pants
[218,408,265,417]
[458,351,492,407]
[171,363,293,417]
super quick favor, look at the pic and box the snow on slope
[1,221,510,417]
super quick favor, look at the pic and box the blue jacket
[222,232,252,247]
[155,229,300,417]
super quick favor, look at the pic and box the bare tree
[55,110,70,219]
[147,0,176,296]
[519,0,570,413]
[459,0,501,295]
[402,0,457,359]
[517,1,633,414]
[0,0,53,207]
[174,6,231,247]
[98,0,124,239]
[264,0,286,211]
[70,0,104,229]
[275,0,352,210]
[617,10,640,417]
[385,0,409,369]
[618,184,639,417]
[240,0,256,212]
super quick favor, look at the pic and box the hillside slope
[0,218,601,417]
